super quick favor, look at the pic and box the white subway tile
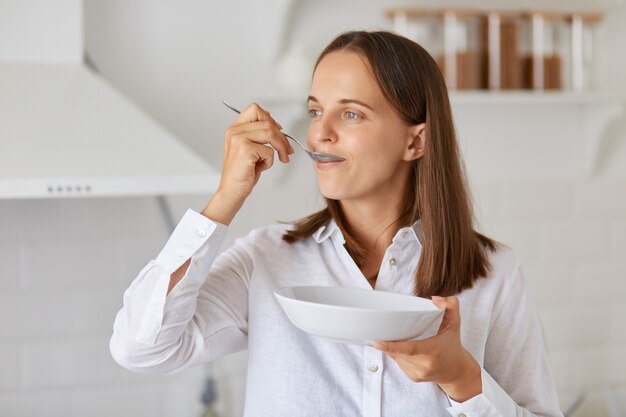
[69,289,123,336]
[535,222,610,264]
[0,343,20,391]
[20,239,119,289]
[471,184,501,229]
[117,359,204,385]
[0,200,65,242]
[0,243,20,291]
[540,307,611,351]
[213,351,248,378]
[606,345,626,385]
[547,349,581,392]
[498,182,574,220]
[0,292,70,341]
[573,265,626,304]
[524,263,575,308]
[59,197,168,241]
[22,338,119,389]
[68,384,160,417]
[484,222,536,261]
[573,181,626,219]
[568,389,614,417]
[164,194,214,223]
[609,223,626,258]
[558,388,584,417]
[221,373,247,417]
[577,347,611,389]
[160,379,205,417]
[0,390,68,417]
[609,306,626,344]
[548,347,612,403]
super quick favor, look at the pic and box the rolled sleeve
[135,209,227,345]
[111,208,229,369]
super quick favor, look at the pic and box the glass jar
[568,12,602,92]
[387,8,485,90]
[520,12,567,90]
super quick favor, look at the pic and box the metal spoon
[222,101,345,162]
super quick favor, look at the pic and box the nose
[307,116,337,150]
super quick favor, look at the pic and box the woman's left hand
[373,296,482,402]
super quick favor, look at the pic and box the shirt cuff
[155,208,227,270]
[446,368,517,417]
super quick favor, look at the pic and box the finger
[254,144,275,173]
[234,104,292,156]
[236,102,271,124]
[431,295,460,334]
[230,121,291,163]
[373,339,422,356]
[231,120,291,161]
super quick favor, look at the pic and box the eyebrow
[307,96,375,111]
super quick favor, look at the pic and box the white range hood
[0,0,219,199]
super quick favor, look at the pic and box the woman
[111,31,563,417]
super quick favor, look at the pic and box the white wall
[1,0,626,416]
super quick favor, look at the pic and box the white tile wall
[0,243,19,291]
[0,343,20,391]
[0,391,69,417]
[469,174,626,416]
[68,385,161,417]
[0,196,246,417]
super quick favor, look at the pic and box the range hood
[0,0,219,199]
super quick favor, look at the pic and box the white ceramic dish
[274,285,444,345]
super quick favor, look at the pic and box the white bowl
[274,286,444,345]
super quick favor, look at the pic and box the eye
[345,111,360,120]
[308,109,322,118]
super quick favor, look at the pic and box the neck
[339,188,406,254]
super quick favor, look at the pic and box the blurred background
[1,0,625,416]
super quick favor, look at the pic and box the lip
[314,160,345,170]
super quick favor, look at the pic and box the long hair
[282,31,497,297]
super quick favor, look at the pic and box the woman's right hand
[201,103,294,225]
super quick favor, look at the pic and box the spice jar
[387,8,486,90]
[520,12,567,90]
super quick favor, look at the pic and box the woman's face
[307,50,423,203]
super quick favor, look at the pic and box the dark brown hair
[282,31,497,297]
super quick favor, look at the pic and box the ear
[403,123,426,161]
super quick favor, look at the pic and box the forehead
[311,51,384,103]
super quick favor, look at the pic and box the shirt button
[389,257,397,266]
[368,365,379,373]
[401,231,408,239]
[197,229,207,237]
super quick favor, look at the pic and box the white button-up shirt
[110,209,563,417]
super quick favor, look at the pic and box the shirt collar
[312,218,423,248]
[312,219,342,244]
[394,220,423,250]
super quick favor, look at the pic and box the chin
[318,181,362,202]
[317,183,347,201]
